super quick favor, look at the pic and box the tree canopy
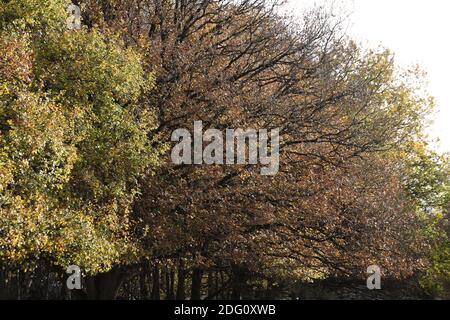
[0,0,449,300]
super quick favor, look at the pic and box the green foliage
[405,149,450,211]
[421,234,450,297]
[0,0,67,32]
[0,1,160,274]
[402,145,450,297]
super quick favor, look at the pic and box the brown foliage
[77,0,431,297]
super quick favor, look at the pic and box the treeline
[0,0,449,300]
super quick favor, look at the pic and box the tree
[1,0,445,300]
[78,0,436,298]
[0,0,161,298]
[402,145,450,298]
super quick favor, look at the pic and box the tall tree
[0,0,162,295]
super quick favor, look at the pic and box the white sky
[287,0,450,154]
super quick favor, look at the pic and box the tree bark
[231,266,246,300]
[190,268,203,300]
[85,268,126,300]
[151,265,161,300]
[176,260,186,300]
[207,271,214,298]
[139,271,149,300]
[166,268,175,300]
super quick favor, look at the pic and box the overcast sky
[287,0,450,153]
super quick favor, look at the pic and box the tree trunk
[151,265,161,300]
[207,271,214,298]
[231,266,246,300]
[139,271,149,300]
[220,271,227,299]
[190,268,203,300]
[176,260,186,300]
[85,268,126,300]
[166,268,175,300]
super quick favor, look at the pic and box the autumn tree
[73,0,437,299]
[0,0,162,298]
[0,0,445,300]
